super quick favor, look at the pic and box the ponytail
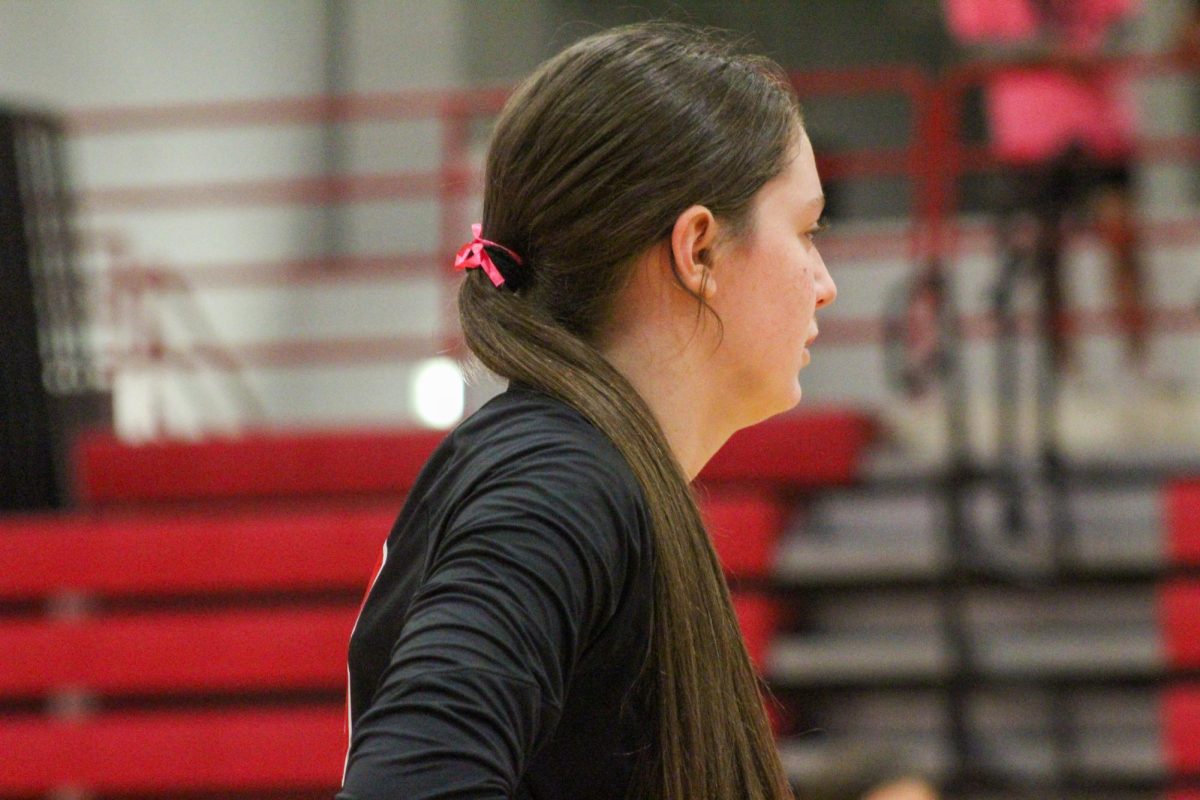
[460,272,792,800]
[459,22,801,800]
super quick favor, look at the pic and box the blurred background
[1,1,1199,799]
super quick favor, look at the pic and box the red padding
[0,504,393,600]
[1162,582,1200,669]
[1168,480,1200,565]
[76,428,446,505]
[732,592,782,673]
[0,707,345,793]
[700,408,875,486]
[76,412,873,504]
[702,489,788,578]
[1164,685,1200,774]
[0,606,357,698]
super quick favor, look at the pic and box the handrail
[65,86,515,133]
[63,57,1200,387]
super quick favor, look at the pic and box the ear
[668,205,718,299]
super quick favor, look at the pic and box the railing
[62,56,1200,434]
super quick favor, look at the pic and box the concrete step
[770,482,1167,583]
[769,623,1164,684]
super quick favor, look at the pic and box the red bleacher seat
[732,592,784,672]
[703,487,790,578]
[0,411,875,795]
[1161,582,1200,669]
[700,408,875,486]
[1168,480,1200,565]
[75,407,876,507]
[704,488,790,712]
[75,428,445,506]
[731,592,789,736]
[1164,685,1200,777]
[1163,480,1200,793]
[0,504,393,599]
[0,503,393,795]
[1,707,346,794]
[0,607,357,696]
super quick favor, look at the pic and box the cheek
[800,247,823,304]
[786,251,817,319]
[756,250,813,359]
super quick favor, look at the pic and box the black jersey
[337,384,655,800]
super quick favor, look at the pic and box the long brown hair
[459,23,800,800]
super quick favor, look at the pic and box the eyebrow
[798,194,825,219]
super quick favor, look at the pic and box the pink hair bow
[454,223,523,288]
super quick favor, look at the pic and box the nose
[814,252,837,308]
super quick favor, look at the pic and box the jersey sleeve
[337,438,644,800]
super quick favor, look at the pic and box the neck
[600,321,737,482]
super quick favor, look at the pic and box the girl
[339,22,836,800]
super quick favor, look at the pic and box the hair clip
[454,223,523,288]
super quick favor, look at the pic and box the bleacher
[0,409,876,797]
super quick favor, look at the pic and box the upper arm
[405,449,634,692]
[339,440,641,799]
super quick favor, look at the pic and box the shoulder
[446,385,647,518]
[424,387,652,640]
[413,386,651,572]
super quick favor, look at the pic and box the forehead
[756,132,822,215]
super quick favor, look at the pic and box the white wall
[1,0,481,437]
[2,1,1196,447]
[0,0,328,107]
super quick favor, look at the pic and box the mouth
[800,331,818,368]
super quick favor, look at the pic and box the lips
[804,331,819,348]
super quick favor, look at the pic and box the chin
[758,381,804,425]
[786,382,804,410]
[732,372,804,429]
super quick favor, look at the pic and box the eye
[804,218,829,241]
